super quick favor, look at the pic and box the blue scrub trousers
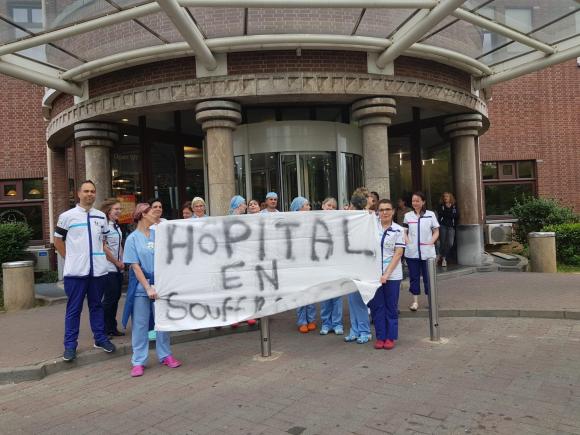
[296,304,316,326]
[371,280,401,341]
[102,271,123,334]
[347,291,371,338]
[320,297,343,330]
[406,258,430,296]
[63,276,108,350]
[131,296,171,366]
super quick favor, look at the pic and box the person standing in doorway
[403,191,439,311]
[100,198,125,338]
[395,197,412,225]
[54,180,116,362]
[437,192,458,268]
[260,192,279,213]
[319,197,344,336]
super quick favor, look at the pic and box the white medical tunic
[403,210,440,260]
[105,221,123,273]
[54,205,109,278]
[377,220,406,281]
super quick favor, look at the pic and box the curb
[399,308,580,320]
[0,323,258,385]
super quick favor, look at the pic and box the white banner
[154,210,381,331]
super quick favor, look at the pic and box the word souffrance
[154,210,380,330]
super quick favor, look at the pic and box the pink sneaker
[130,365,145,377]
[161,355,182,368]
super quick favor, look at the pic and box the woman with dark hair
[247,199,261,215]
[100,198,125,337]
[181,201,193,219]
[403,192,439,311]
[122,202,182,377]
[437,192,458,268]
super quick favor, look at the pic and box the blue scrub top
[123,229,155,297]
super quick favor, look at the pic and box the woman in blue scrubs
[123,202,182,377]
[291,196,317,333]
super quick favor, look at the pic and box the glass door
[151,141,179,219]
[299,153,337,210]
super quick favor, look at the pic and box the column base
[456,224,484,266]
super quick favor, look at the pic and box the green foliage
[509,197,578,244]
[0,222,33,269]
[542,223,580,266]
[35,270,59,284]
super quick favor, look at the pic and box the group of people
[55,179,457,377]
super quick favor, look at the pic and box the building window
[0,178,45,242]
[482,160,536,217]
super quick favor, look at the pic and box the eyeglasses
[378,208,393,213]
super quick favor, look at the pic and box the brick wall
[0,75,50,243]
[395,56,471,91]
[227,50,367,75]
[479,59,580,212]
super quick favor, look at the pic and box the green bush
[509,197,578,244]
[0,222,33,268]
[542,223,580,266]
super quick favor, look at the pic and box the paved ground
[1,313,580,434]
[2,271,579,373]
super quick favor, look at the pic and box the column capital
[443,113,483,139]
[351,97,397,127]
[195,100,242,131]
[74,122,119,148]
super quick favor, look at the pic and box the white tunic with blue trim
[377,220,406,281]
[105,221,123,273]
[403,210,440,260]
[54,205,109,278]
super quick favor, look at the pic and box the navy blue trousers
[63,276,108,350]
[406,258,430,296]
[370,280,401,341]
[102,272,123,334]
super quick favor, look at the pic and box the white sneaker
[409,302,419,311]
[441,258,447,267]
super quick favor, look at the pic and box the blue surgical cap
[265,192,278,200]
[228,195,246,215]
[290,196,309,212]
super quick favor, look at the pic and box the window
[505,8,532,54]
[482,160,536,217]
[9,3,45,62]
[0,178,45,242]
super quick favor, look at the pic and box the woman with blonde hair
[437,192,458,268]
[190,197,206,218]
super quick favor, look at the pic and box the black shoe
[94,340,116,353]
[63,348,76,362]
[108,330,125,337]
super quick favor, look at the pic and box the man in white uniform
[54,180,116,362]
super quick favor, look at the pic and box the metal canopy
[0,0,577,96]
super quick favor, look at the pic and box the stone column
[443,113,484,266]
[195,100,242,216]
[351,97,396,200]
[74,122,119,206]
